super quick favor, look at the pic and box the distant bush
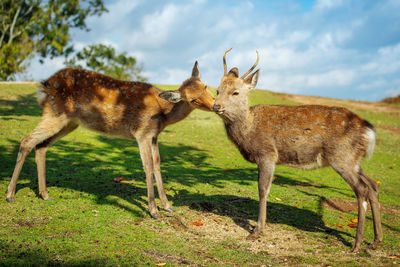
[381,95,400,104]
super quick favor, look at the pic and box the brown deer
[212,49,382,252]
[6,62,214,219]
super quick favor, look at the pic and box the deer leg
[35,122,79,201]
[6,143,31,203]
[332,164,369,252]
[151,137,173,212]
[360,170,382,250]
[137,137,159,219]
[248,159,275,239]
[353,185,368,253]
[6,113,70,202]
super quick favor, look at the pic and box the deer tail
[363,121,375,160]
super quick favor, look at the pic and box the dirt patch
[0,81,38,85]
[378,125,400,135]
[141,249,191,265]
[137,203,398,265]
[321,198,358,212]
[321,198,400,215]
[279,93,400,115]
[142,206,317,257]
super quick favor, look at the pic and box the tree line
[0,0,145,81]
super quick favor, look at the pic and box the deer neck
[164,100,195,126]
[222,102,253,138]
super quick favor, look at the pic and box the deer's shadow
[169,189,353,247]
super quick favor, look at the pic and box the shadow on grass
[170,189,353,248]
[1,130,363,245]
[0,239,136,266]
[0,93,42,118]
[0,95,367,249]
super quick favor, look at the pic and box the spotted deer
[7,62,214,219]
[212,49,382,252]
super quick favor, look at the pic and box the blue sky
[24,0,400,101]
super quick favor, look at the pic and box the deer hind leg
[331,163,369,252]
[151,137,173,212]
[137,137,159,219]
[35,121,79,201]
[248,158,275,239]
[6,112,71,202]
[359,170,382,250]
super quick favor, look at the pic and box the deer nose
[212,104,221,112]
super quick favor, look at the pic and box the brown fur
[7,63,214,219]
[213,50,382,252]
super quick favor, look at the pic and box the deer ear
[227,67,239,78]
[244,69,260,90]
[159,91,182,103]
[192,61,201,80]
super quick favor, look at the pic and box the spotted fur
[7,64,214,219]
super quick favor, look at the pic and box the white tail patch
[364,128,375,160]
[37,85,47,106]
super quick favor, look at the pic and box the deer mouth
[217,110,225,115]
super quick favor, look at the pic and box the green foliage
[65,44,147,81]
[0,0,107,80]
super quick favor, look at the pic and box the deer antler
[240,50,260,79]
[223,48,232,76]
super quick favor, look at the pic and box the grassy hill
[0,82,399,266]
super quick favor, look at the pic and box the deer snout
[212,104,225,114]
[212,104,221,112]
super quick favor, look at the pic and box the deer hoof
[6,197,16,203]
[165,208,174,213]
[369,240,381,250]
[350,245,361,253]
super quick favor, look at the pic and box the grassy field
[0,82,399,266]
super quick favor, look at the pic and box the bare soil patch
[378,125,400,135]
[321,198,400,215]
[141,249,191,265]
[0,82,38,85]
[137,199,399,264]
[141,206,316,257]
[278,93,400,115]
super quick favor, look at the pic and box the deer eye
[233,91,239,96]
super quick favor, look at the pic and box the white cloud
[158,68,190,85]
[20,0,400,101]
[385,88,400,97]
[129,4,179,47]
[314,0,345,11]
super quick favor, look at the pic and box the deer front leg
[35,145,51,201]
[151,137,173,212]
[137,137,159,219]
[6,145,31,202]
[248,159,275,239]
[35,122,79,201]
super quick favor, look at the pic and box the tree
[0,0,107,80]
[65,44,147,82]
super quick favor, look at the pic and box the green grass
[1,83,399,266]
